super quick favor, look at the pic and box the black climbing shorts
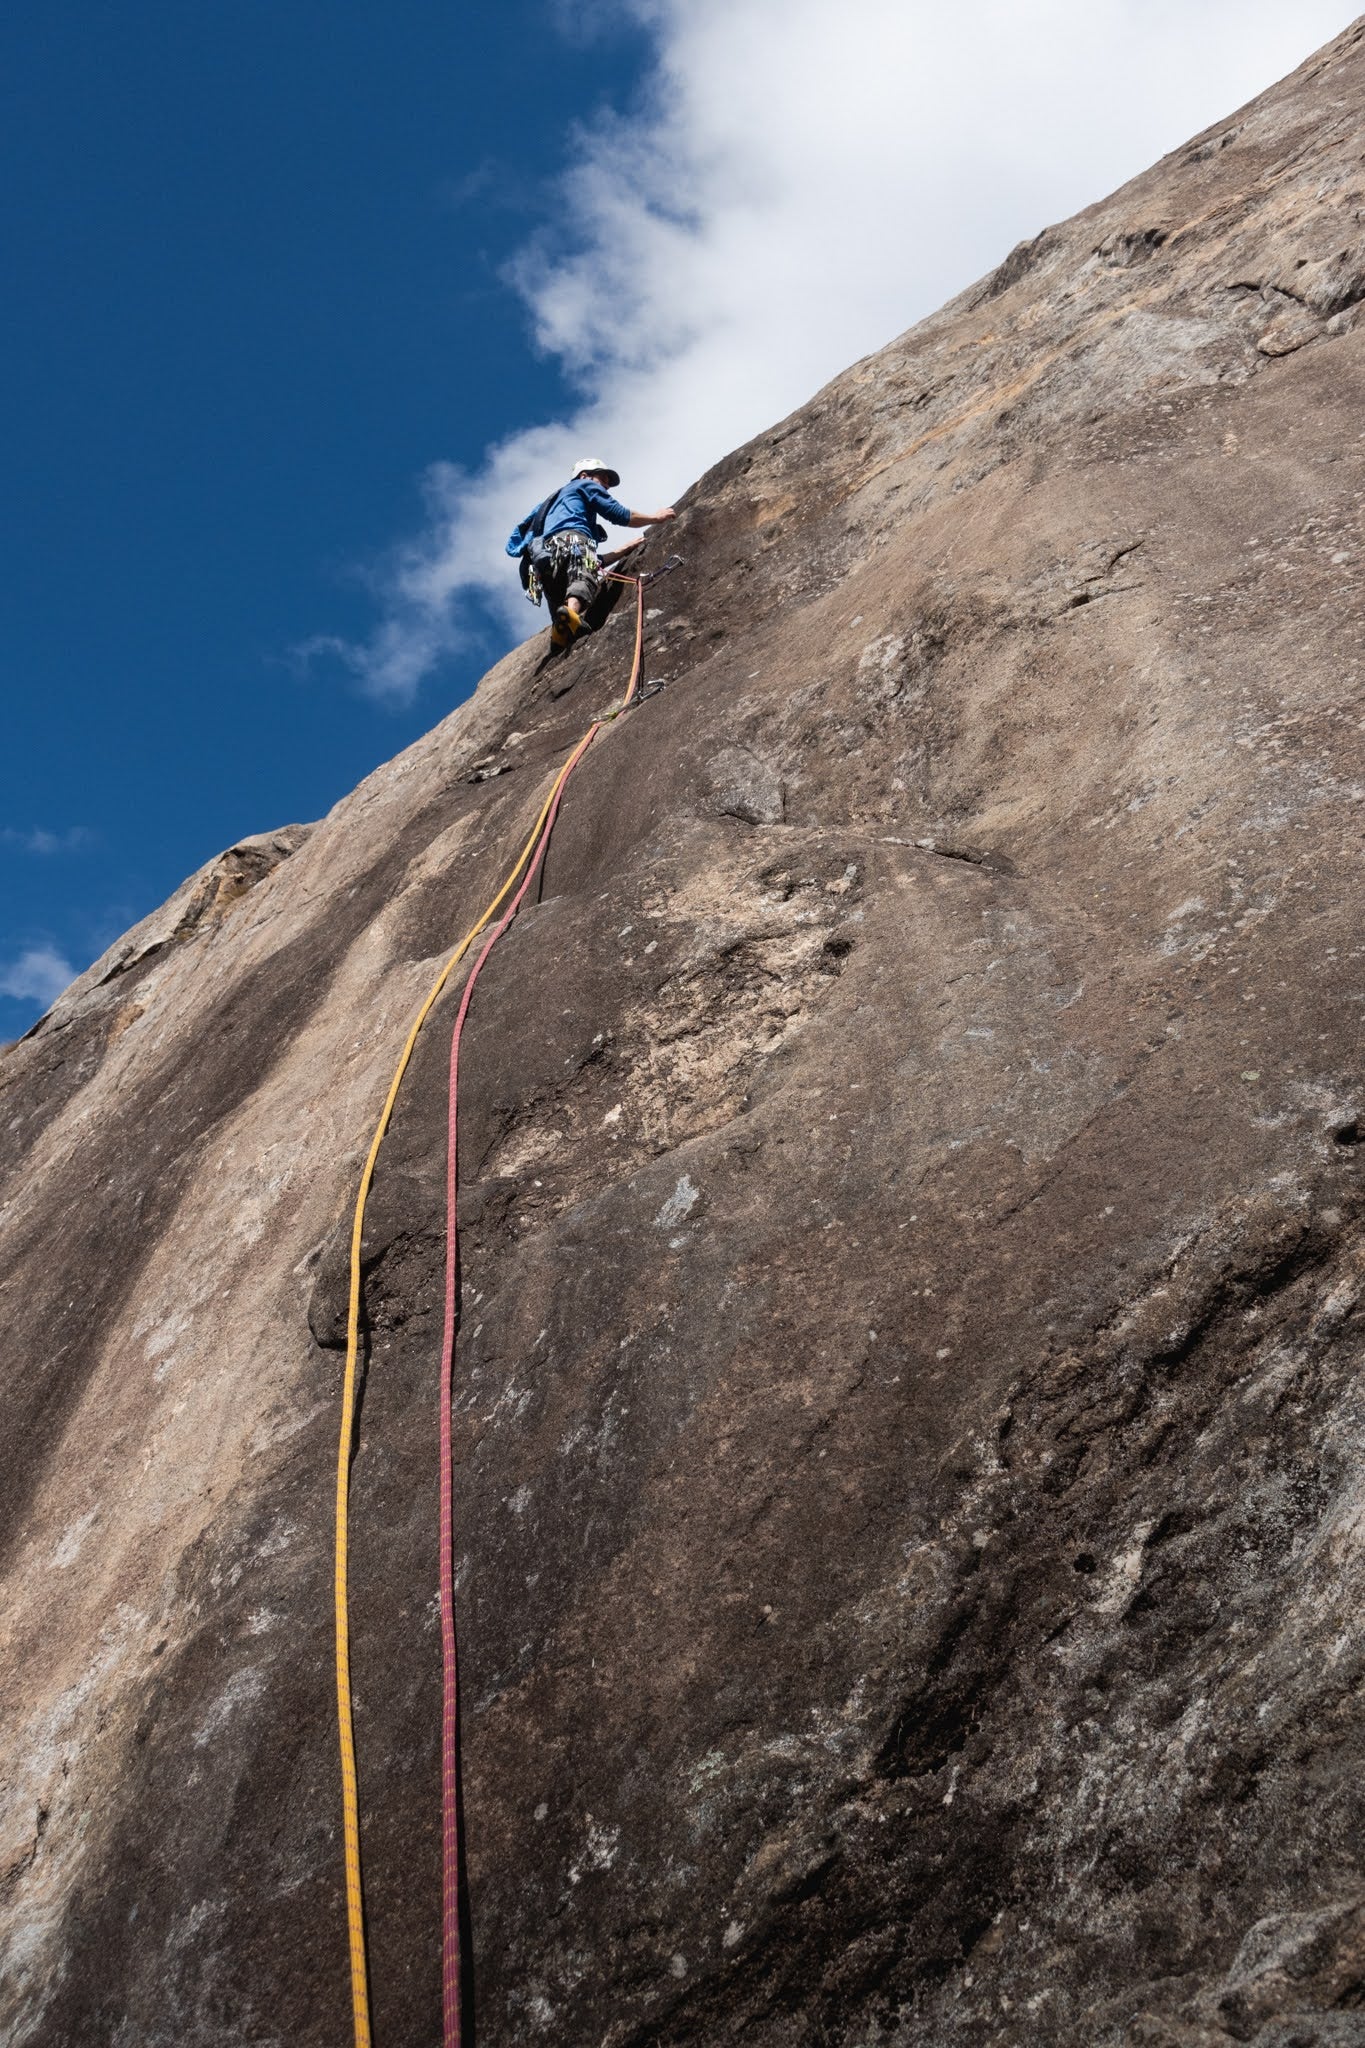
[527,530,601,614]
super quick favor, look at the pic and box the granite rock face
[5,24,1365,2046]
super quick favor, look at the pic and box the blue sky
[3,1,1356,1037]
[1,3,652,1034]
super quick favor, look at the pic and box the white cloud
[1,826,93,855]
[0,945,76,1007]
[332,0,1358,702]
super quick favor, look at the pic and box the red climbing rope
[437,573,647,2045]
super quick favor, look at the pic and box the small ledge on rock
[97,826,315,985]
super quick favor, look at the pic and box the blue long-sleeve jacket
[505,477,633,557]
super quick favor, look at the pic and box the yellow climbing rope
[334,570,649,2047]
[334,755,579,2046]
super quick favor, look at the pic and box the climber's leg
[555,539,601,643]
[564,548,601,617]
[536,554,573,648]
[552,599,587,648]
[542,533,601,650]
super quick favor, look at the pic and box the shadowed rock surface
[5,23,1365,2045]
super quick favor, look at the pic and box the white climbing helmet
[572,456,621,488]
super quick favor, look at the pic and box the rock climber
[506,459,676,651]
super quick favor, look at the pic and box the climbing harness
[334,563,665,2047]
[527,530,599,612]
